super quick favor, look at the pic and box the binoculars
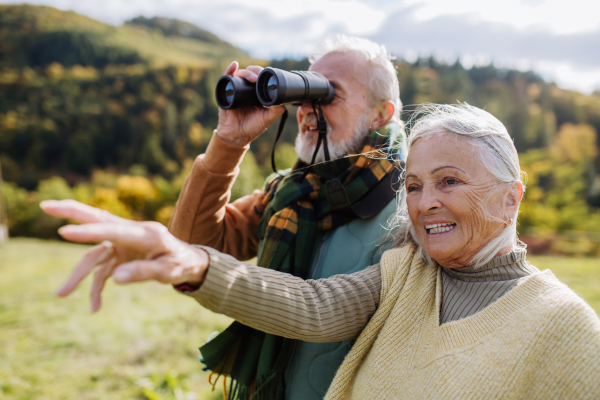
[215,67,335,109]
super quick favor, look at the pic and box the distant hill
[0,4,252,68]
[126,16,232,46]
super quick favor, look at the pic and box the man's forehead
[309,51,365,83]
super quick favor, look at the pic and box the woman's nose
[418,185,442,213]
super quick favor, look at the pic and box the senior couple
[42,35,600,399]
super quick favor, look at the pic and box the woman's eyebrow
[431,166,466,174]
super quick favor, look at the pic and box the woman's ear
[503,181,523,219]
[370,101,395,130]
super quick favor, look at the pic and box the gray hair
[388,103,526,267]
[310,34,402,125]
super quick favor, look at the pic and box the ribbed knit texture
[191,247,382,342]
[188,246,539,338]
[325,245,600,400]
[440,247,539,323]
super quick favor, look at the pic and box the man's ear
[370,101,395,130]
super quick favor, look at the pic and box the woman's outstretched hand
[40,199,209,312]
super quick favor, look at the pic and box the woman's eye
[442,177,460,186]
[407,185,418,193]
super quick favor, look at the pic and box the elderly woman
[43,104,600,399]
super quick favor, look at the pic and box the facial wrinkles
[407,133,507,268]
[446,177,499,267]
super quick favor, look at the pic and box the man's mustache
[300,115,331,133]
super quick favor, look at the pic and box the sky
[3,0,600,93]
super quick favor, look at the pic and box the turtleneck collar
[441,247,539,283]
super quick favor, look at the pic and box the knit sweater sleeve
[182,246,382,343]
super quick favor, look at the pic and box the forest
[1,4,599,256]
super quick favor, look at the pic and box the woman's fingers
[56,243,112,297]
[58,222,166,254]
[40,199,128,224]
[112,260,167,284]
[90,258,116,312]
[90,258,115,312]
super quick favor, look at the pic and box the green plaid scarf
[199,122,405,399]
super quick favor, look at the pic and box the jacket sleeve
[181,246,382,343]
[168,132,264,261]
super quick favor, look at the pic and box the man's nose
[418,185,442,213]
[297,102,315,118]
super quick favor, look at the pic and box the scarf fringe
[211,372,284,400]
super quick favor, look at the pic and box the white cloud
[399,0,600,35]
[1,0,599,92]
[534,61,600,94]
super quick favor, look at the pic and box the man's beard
[295,113,371,164]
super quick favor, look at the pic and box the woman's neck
[438,244,514,269]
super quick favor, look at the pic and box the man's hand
[216,61,286,147]
[40,199,210,312]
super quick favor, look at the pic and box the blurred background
[0,1,599,399]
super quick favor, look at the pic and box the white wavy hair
[387,103,527,268]
[310,34,402,125]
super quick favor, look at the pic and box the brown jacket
[168,133,264,261]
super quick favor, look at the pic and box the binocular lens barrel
[215,75,262,110]
[215,68,335,109]
[256,68,335,107]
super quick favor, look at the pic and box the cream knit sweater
[326,245,600,399]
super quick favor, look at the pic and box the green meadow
[1,238,599,399]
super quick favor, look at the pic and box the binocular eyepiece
[215,67,335,109]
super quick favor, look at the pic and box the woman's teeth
[425,223,456,234]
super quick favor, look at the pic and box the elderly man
[166,35,407,399]
[43,35,407,400]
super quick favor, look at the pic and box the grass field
[0,239,233,400]
[1,238,599,399]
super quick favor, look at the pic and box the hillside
[0,4,252,68]
[0,4,600,252]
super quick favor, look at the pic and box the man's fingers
[90,258,115,313]
[56,244,112,297]
[267,105,286,118]
[58,223,164,254]
[245,65,264,76]
[234,69,259,82]
[40,199,128,224]
[112,260,167,284]
[224,61,238,76]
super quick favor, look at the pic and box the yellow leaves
[0,68,19,84]
[89,187,133,219]
[175,66,188,84]
[551,123,598,163]
[187,121,203,146]
[155,205,174,226]
[42,118,57,131]
[116,175,157,210]
[1,110,17,130]
[519,122,600,238]
[45,62,64,80]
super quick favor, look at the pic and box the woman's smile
[424,222,456,234]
